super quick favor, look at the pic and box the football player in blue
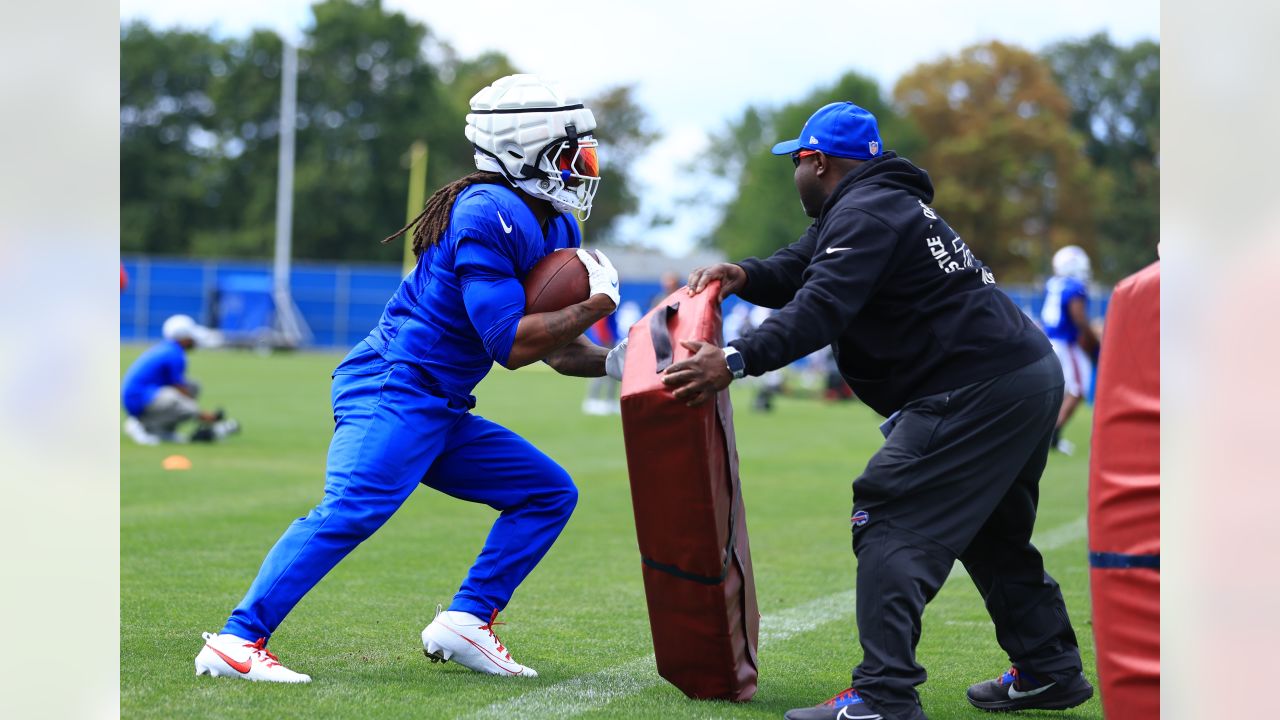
[195,75,622,683]
[1040,246,1100,455]
[121,314,239,445]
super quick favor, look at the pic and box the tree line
[122,0,1157,282]
[702,35,1158,282]
[121,0,655,262]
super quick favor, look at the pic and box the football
[523,248,598,314]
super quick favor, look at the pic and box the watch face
[725,349,745,377]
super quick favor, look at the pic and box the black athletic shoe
[966,667,1094,712]
[784,688,883,720]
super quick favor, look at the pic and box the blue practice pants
[222,352,578,641]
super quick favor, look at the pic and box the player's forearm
[543,337,608,377]
[1068,298,1098,354]
[505,296,614,369]
[1078,328,1100,355]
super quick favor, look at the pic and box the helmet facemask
[519,127,600,220]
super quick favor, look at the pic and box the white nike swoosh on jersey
[825,246,852,254]
[1007,681,1056,700]
[496,211,513,234]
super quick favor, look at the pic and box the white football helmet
[1052,245,1091,282]
[162,314,204,344]
[465,74,601,220]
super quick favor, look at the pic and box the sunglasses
[791,149,819,168]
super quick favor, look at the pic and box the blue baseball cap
[771,101,883,160]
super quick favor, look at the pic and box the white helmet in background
[1052,245,1091,282]
[465,74,601,220]
[162,314,202,344]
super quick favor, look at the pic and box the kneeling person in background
[121,314,239,445]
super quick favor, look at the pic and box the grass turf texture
[121,345,1101,719]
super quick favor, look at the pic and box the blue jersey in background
[1040,276,1088,344]
[121,340,187,416]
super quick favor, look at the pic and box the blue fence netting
[122,256,402,347]
[121,255,1109,351]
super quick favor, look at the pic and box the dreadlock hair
[380,171,509,257]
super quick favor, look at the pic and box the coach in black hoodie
[664,102,1093,720]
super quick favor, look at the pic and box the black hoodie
[728,152,1051,417]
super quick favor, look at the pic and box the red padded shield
[1088,261,1160,719]
[619,282,760,701]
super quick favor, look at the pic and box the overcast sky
[120,0,1160,256]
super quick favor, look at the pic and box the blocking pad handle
[649,301,680,372]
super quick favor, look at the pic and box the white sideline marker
[467,515,1087,720]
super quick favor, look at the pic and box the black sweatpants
[849,353,1082,720]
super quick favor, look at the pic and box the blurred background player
[648,270,680,309]
[748,305,785,411]
[1040,246,1100,454]
[194,74,620,683]
[121,314,239,445]
[582,311,621,415]
[588,270,680,415]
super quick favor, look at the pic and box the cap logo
[808,135,820,145]
[868,140,879,155]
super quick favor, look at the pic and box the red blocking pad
[619,282,760,701]
[1088,261,1160,719]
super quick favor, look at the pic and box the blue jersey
[361,184,581,403]
[121,340,187,416]
[1040,276,1088,344]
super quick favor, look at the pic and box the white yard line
[461,591,857,720]
[467,514,1087,720]
[461,653,660,720]
[1033,514,1088,552]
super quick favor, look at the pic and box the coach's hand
[686,263,746,300]
[662,340,733,407]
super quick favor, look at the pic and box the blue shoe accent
[968,667,1094,712]
[825,688,867,709]
[784,687,884,720]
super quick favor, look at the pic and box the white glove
[605,337,628,380]
[577,248,620,310]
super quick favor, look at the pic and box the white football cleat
[421,606,538,677]
[195,632,311,683]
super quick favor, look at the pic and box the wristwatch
[723,347,746,380]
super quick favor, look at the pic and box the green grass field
[121,345,1100,719]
